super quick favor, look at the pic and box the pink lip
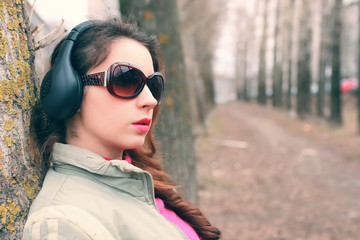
[132,118,151,133]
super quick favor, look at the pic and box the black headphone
[40,20,96,120]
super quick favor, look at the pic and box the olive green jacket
[22,143,188,240]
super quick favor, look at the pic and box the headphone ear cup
[40,21,96,120]
[40,39,83,120]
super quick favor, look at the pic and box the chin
[121,139,146,150]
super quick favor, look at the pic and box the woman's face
[66,38,158,159]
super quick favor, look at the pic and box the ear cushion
[40,21,96,120]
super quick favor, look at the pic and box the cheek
[81,87,130,125]
[82,87,109,116]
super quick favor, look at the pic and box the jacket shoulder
[22,205,116,240]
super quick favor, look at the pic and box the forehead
[103,38,154,75]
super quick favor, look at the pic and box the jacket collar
[52,143,144,175]
[51,143,155,203]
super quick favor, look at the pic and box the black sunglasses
[82,62,164,106]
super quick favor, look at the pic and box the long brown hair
[31,18,220,239]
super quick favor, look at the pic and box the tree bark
[119,0,197,204]
[0,1,41,239]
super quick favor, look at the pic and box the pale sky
[28,0,89,29]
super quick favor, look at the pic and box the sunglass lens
[148,74,164,104]
[112,65,143,97]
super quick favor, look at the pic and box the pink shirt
[104,156,200,240]
[154,197,200,240]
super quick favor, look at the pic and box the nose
[137,85,158,109]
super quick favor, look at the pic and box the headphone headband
[40,20,97,120]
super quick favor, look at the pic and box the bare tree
[258,0,270,105]
[240,24,250,101]
[330,0,343,125]
[192,1,222,112]
[119,0,197,203]
[234,7,250,101]
[272,0,283,108]
[285,0,295,110]
[0,1,41,239]
[317,0,332,118]
[296,0,312,118]
[177,0,223,135]
[177,0,208,135]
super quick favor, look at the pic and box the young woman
[22,19,220,240]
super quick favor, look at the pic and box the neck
[66,137,124,160]
[65,116,125,160]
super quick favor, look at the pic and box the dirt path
[196,101,360,240]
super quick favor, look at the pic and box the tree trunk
[257,0,269,105]
[242,38,249,101]
[177,0,206,135]
[119,0,197,204]
[330,0,343,125]
[272,0,283,108]
[286,0,295,110]
[317,0,330,118]
[179,32,207,135]
[234,7,250,101]
[0,1,41,239]
[358,0,360,134]
[296,0,312,118]
[193,6,220,112]
[177,0,222,135]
